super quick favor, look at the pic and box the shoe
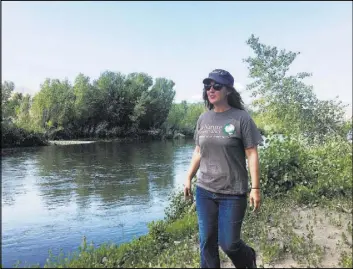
[249,247,257,268]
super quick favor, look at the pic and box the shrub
[164,183,196,223]
[307,135,352,198]
[1,124,48,148]
[258,135,313,196]
[259,134,352,202]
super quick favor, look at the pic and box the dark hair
[203,86,245,110]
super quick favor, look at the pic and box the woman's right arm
[186,145,201,181]
[184,146,201,197]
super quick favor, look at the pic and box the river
[1,139,195,268]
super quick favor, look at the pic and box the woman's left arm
[241,115,263,212]
[245,146,261,212]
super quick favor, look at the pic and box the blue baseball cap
[203,69,235,87]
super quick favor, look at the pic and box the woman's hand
[184,178,193,202]
[249,188,261,212]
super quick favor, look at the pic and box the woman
[184,69,262,268]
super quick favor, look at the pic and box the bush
[164,183,195,223]
[259,134,352,202]
[258,135,313,196]
[307,135,352,198]
[1,124,48,148]
[147,220,170,246]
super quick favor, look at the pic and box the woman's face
[205,81,228,105]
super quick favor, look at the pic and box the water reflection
[2,139,194,268]
[34,141,176,207]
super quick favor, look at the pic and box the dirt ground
[220,206,352,268]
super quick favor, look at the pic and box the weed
[339,251,353,268]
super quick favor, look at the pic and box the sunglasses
[204,83,225,91]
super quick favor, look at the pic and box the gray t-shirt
[194,107,263,195]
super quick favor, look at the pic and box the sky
[2,1,352,117]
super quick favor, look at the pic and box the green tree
[166,101,188,131]
[244,34,347,142]
[30,78,75,131]
[126,73,153,130]
[139,78,176,129]
[1,81,15,122]
[72,73,94,126]
[166,101,205,136]
[4,92,23,122]
[93,71,126,127]
[15,94,33,130]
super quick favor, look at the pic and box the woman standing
[184,69,262,268]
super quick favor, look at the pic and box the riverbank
[4,135,351,268]
[9,189,352,268]
[1,135,189,156]
[47,134,189,146]
[1,125,191,150]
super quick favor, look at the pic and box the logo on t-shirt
[223,123,235,135]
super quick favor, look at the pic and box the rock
[102,257,108,264]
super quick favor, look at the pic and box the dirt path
[219,206,352,268]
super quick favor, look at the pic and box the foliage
[258,135,309,196]
[1,81,15,121]
[242,35,352,203]
[164,181,196,223]
[31,78,76,131]
[258,133,352,201]
[2,72,176,143]
[165,101,205,137]
[1,122,48,148]
[2,74,207,146]
[303,135,352,199]
[244,34,348,142]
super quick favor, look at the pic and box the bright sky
[2,1,352,116]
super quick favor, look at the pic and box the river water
[1,139,195,268]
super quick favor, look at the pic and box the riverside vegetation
[1,68,204,148]
[3,35,352,268]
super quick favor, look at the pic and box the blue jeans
[195,186,255,268]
